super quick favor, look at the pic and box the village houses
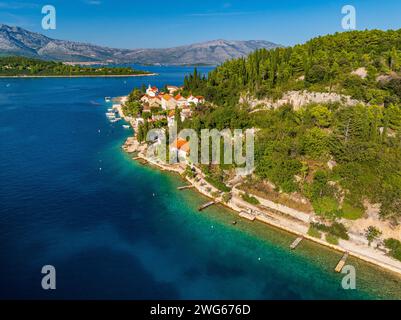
[137,84,205,127]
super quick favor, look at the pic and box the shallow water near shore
[1,67,400,299]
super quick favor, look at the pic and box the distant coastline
[0,56,156,78]
[0,73,158,79]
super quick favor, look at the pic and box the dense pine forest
[184,29,401,105]
[0,56,149,76]
[181,29,401,223]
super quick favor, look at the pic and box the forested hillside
[0,56,147,76]
[184,29,401,105]
[181,30,401,223]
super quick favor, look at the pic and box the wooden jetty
[177,185,195,190]
[335,252,349,272]
[239,211,256,221]
[198,201,217,211]
[290,236,304,250]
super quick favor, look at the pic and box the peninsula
[0,56,155,77]
[109,28,401,277]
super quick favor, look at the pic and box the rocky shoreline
[115,96,401,278]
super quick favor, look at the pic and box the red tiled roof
[180,143,190,153]
[171,138,188,149]
[162,94,171,101]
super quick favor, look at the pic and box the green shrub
[326,234,339,245]
[329,222,349,240]
[241,193,260,205]
[341,202,364,220]
[312,196,339,217]
[311,222,330,233]
[222,192,232,203]
[384,238,401,261]
[307,226,322,239]
[384,238,401,251]
[311,222,349,240]
[365,226,382,245]
[205,177,231,192]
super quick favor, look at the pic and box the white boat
[123,125,130,129]
[105,97,111,102]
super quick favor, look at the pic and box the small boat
[105,97,111,102]
[107,108,114,112]
[123,125,130,129]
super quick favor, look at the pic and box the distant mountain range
[0,24,281,65]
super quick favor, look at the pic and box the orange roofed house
[161,94,177,110]
[170,138,190,163]
[174,94,187,108]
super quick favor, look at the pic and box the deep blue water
[0,67,400,299]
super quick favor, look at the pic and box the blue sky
[1,0,401,48]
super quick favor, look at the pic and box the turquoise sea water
[0,66,400,299]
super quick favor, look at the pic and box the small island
[0,56,155,77]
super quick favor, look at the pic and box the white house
[167,85,179,94]
[161,94,177,110]
[187,95,205,105]
[174,94,188,108]
[146,85,159,97]
[170,138,190,163]
[180,107,192,122]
